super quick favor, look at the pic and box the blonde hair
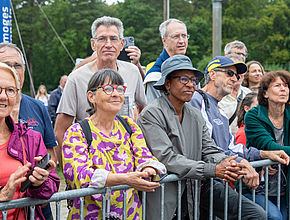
[35,84,49,100]
[0,62,20,89]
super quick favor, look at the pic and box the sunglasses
[214,68,240,80]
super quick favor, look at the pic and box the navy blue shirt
[19,94,57,149]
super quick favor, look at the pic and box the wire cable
[10,0,36,97]
[34,0,75,65]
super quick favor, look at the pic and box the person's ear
[120,38,125,50]
[162,37,168,48]
[164,79,171,92]
[91,38,97,51]
[87,91,96,104]
[244,105,250,112]
[264,90,269,99]
[208,70,216,81]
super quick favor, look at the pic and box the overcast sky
[105,0,124,5]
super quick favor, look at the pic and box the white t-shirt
[57,60,146,121]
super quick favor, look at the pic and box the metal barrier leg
[142,191,146,220]
[80,197,84,220]
[102,193,106,219]
[177,181,181,220]
[209,178,214,220]
[238,179,242,220]
[265,166,269,219]
[123,190,127,220]
[29,205,35,220]
[56,200,61,220]
[2,210,7,220]
[277,164,281,210]
[194,180,199,220]
[224,182,228,220]
[160,184,165,220]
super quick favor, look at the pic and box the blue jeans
[244,193,287,220]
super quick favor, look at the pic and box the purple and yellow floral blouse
[62,116,166,220]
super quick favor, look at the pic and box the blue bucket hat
[204,56,247,75]
[153,55,204,91]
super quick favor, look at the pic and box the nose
[0,88,7,98]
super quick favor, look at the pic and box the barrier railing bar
[277,164,281,210]
[142,191,146,220]
[80,197,84,220]
[29,205,35,220]
[265,166,269,219]
[224,182,228,220]
[177,180,181,220]
[161,183,165,220]
[2,210,7,220]
[102,193,106,219]
[209,178,213,220]
[56,200,61,220]
[238,179,242,220]
[194,180,198,220]
[123,190,127,220]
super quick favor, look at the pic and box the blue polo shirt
[19,94,57,149]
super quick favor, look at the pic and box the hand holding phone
[20,154,51,192]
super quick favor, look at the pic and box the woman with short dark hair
[245,70,290,219]
[62,69,166,220]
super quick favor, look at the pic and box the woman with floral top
[62,69,166,220]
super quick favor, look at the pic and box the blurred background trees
[10,0,289,94]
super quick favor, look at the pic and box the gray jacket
[137,93,227,220]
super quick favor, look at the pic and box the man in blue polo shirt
[0,43,57,220]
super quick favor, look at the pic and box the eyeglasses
[93,85,127,95]
[172,76,199,85]
[214,68,240,80]
[0,87,19,98]
[4,62,24,71]
[93,36,121,44]
[168,34,190,40]
[229,51,248,58]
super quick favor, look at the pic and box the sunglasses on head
[214,68,240,80]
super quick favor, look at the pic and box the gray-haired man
[55,16,146,168]
[143,18,189,104]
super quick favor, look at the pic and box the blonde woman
[35,84,49,107]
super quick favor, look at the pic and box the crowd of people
[0,15,289,220]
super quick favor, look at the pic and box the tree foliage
[10,0,289,94]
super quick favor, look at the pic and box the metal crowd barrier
[0,159,288,220]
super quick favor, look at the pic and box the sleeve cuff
[203,163,216,178]
[89,169,110,188]
[136,159,167,174]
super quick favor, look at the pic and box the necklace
[268,114,283,128]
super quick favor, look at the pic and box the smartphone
[20,153,51,192]
[117,36,135,61]
[153,174,168,182]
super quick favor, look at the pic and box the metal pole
[212,0,223,57]
[163,0,169,21]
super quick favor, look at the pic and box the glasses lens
[116,85,125,94]
[103,85,114,94]
[226,70,235,77]
[179,76,189,84]
[6,87,17,97]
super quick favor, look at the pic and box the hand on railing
[240,159,259,190]
[260,150,289,165]
[0,163,31,202]
[215,155,244,182]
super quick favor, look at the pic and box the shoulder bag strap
[116,115,132,136]
[79,119,92,150]
[20,136,27,164]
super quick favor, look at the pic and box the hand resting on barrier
[105,168,160,192]
[260,150,289,166]
[240,159,259,189]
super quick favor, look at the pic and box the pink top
[0,137,26,220]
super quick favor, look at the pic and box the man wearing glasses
[55,16,146,169]
[189,56,289,218]
[143,18,189,104]
[219,40,252,135]
[138,55,267,220]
